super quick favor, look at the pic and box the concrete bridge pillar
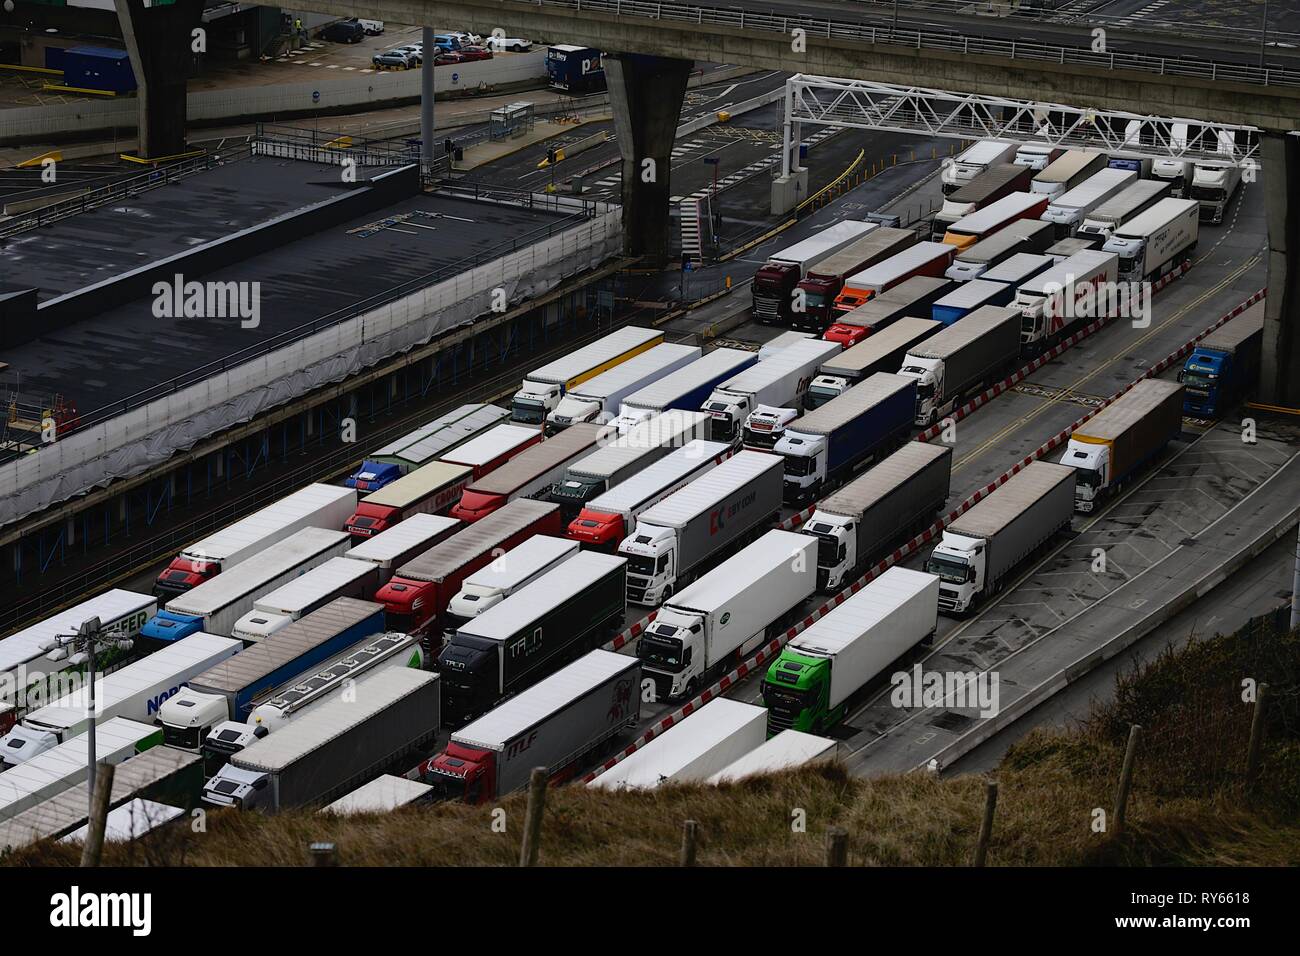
[604,52,693,265]
[1261,131,1300,410]
[115,0,204,159]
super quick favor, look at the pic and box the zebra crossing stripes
[1114,0,1170,26]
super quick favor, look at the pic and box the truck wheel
[685,678,699,699]
[661,584,673,602]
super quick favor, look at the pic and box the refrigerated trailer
[751,220,878,325]
[421,649,640,803]
[1059,378,1184,512]
[802,442,952,591]
[140,527,353,648]
[153,483,356,600]
[794,227,917,331]
[618,450,784,606]
[1101,197,1200,281]
[440,423,543,480]
[638,530,815,700]
[706,730,838,783]
[344,514,462,585]
[899,305,1021,427]
[442,535,579,639]
[1076,179,1171,242]
[374,404,511,475]
[344,462,471,539]
[611,348,757,433]
[567,439,732,551]
[823,275,952,349]
[230,557,380,643]
[944,219,1054,281]
[1180,303,1264,417]
[806,317,943,409]
[927,461,1075,614]
[439,551,626,726]
[450,422,605,522]
[833,242,956,315]
[1040,167,1138,238]
[511,326,665,422]
[763,567,939,734]
[1014,250,1119,350]
[705,338,840,446]
[543,342,700,433]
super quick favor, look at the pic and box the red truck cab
[565,508,625,551]
[374,577,434,634]
[420,743,495,803]
[344,502,402,539]
[823,324,871,349]
[153,557,220,599]
[448,489,504,523]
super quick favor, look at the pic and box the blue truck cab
[1179,305,1264,418]
[139,609,206,649]
[346,460,402,492]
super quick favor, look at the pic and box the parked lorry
[611,348,756,433]
[375,498,563,637]
[1030,150,1108,199]
[140,527,353,649]
[1046,236,1100,260]
[1101,197,1199,281]
[0,633,240,767]
[546,44,605,94]
[157,598,387,754]
[323,775,434,814]
[824,276,952,349]
[439,551,626,726]
[941,141,1018,194]
[759,331,814,360]
[420,649,640,803]
[930,278,1016,326]
[440,423,543,480]
[1059,378,1184,512]
[153,483,356,599]
[372,404,510,475]
[978,252,1055,291]
[344,514,461,585]
[638,529,815,700]
[1190,162,1242,224]
[202,667,440,812]
[931,163,1034,239]
[549,410,708,519]
[944,219,1054,281]
[449,422,604,522]
[588,698,766,790]
[442,535,579,640]
[229,557,380,643]
[1013,144,1063,170]
[567,439,732,551]
[344,462,472,538]
[543,342,700,433]
[510,326,664,423]
[751,220,878,324]
[704,338,840,446]
[806,317,942,409]
[898,305,1021,426]
[801,442,952,591]
[763,566,939,734]
[832,242,956,316]
[1014,250,1119,349]
[706,730,837,783]
[926,460,1076,613]
[1040,167,1138,238]
[1180,303,1264,417]
[775,372,916,502]
[0,589,155,734]
[940,191,1050,251]
[793,227,917,331]
[618,450,783,606]
[1076,179,1171,243]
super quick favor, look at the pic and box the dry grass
[7,621,1300,867]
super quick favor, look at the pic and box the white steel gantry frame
[779,74,1262,176]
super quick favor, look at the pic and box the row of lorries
[0,292,1265,820]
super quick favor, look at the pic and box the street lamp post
[50,617,103,819]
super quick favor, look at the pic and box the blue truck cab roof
[346,460,401,491]
[140,609,205,644]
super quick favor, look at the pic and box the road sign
[312,90,320,104]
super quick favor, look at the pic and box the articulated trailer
[371,404,511,476]
[544,342,700,433]
[511,326,664,423]
[806,317,943,409]
[450,422,605,522]
[1180,303,1264,417]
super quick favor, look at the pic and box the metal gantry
[783,74,1262,169]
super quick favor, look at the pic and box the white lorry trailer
[230,556,380,643]
[802,442,952,592]
[926,460,1076,614]
[322,774,434,814]
[706,730,838,783]
[442,534,580,639]
[751,220,879,324]
[1101,197,1200,281]
[941,141,1018,194]
[702,338,840,447]
[1013,250,1119,349]
[510,326,664,423]
[543,342,701,434]
[763,567,940,734]
[1190,161,1242,224]
[1076,179,1171,242]
[344,514,462,585]
[805,317,943,409]
[637,530,816,700]
[618,450,784,607]
[1040,167,1137,238]
[611,348,757,434]
[202,667,440,812]
[589,697,767,790]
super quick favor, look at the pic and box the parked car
[434,52,465,66]
[432,33,462,51]
[392,43,423,64]
[357,18,385,35]
[447,31,482,46]
[457,46,492,61]
[321,20,366,43]
[372,51,414,69]
[486,35,531,53]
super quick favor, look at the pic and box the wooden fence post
[1246,683,1270,786]
[1113,724,1141,836]
[972,779,997,867]
[519,767,548,867]
[680,820,699,866]
[825,826,848,866]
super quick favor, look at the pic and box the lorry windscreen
[1189,184,1225,202]
[163,723,202,751]
[625,554,655,577]
[637,633,684,670]
[762,683,811,713]
[1181,371,1216,390]
[783,454,816,477]
[512,398,546,424]
[810,530,841,568]
[925,554,970,584]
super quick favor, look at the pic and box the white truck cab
[203,764,271,811]
[896,357,943,427]
[1058,439,1107,511]
[202,719,269,777]
[545,393,603,431]
[231,611,292,643]
[636,606,766,700]
[610,406,655,435]
[772,429,829,500]
[510,379,561,425]
[0,725,58,767]
[802,511,856,591]
[1190,163,1241,225]
[924,531,984,614]
[742,404,798,450]
[617,524,677,605]
[805,374,850,409]
[158,687,229,752]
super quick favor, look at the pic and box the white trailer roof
[441,423,539,468]
[168,527,351,617]
[635,450,776,529]
[566,410,707,480]
[372,403,493,457]
[588,698,766,790]
[714,339,840,396]
[526,326,661,386]
[362,462,472,509]
[566,343,701,401]
[1019,251,1117,296]
[1048,167,1135,212]
[469,422,603,495]
[707,730,837,784]
[771,220,876,266]
[954,220,1053,266]
[187,484,354,560]
[25,633,241,730]
[949,461,1075,539]
[0,590,155,677]
[946,192,1044,235]
[671,530,810,616]
[1086,179,1171,223]
[233,668,436,773]
[1110,197,1200,240]
[0,718,158,821]
[322,774,433,814]
[845,241,952,288]
[623,349,754,411]
[454,649,638,750]
[790,566,938,657]
[788,372,914,436]
[346,514,461,565]
[251,557,375,615]
[459,535,578,593]
[458,552,625,642]
[390,405,511,467]
[933,279,1008,310]
[584,440,730,515]
[956,140,1014,166]
[61,798,184,843]
[981,253,1054,285]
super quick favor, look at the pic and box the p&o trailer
[806,317,943,409]
[450,422,605,522]
[202,667,440,812]
[611,348,757,433]
[587,698,766,790]
[637,529,816,700]
[763,567,940,734]
[230,556,380,643]
[926,461,1075,614]
[618,450,784,606]
[544,342,700,433]
[438,551,627,727]
[706,730,838,783]
[899,304,1021,426]
[510,326,664,422]
[705,338,840,446]
[1059,378,1184,512]
[420,649,641,803]
[801,442,952,591]
[1180,302,1264,417]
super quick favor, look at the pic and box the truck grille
[767,711,795,733]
